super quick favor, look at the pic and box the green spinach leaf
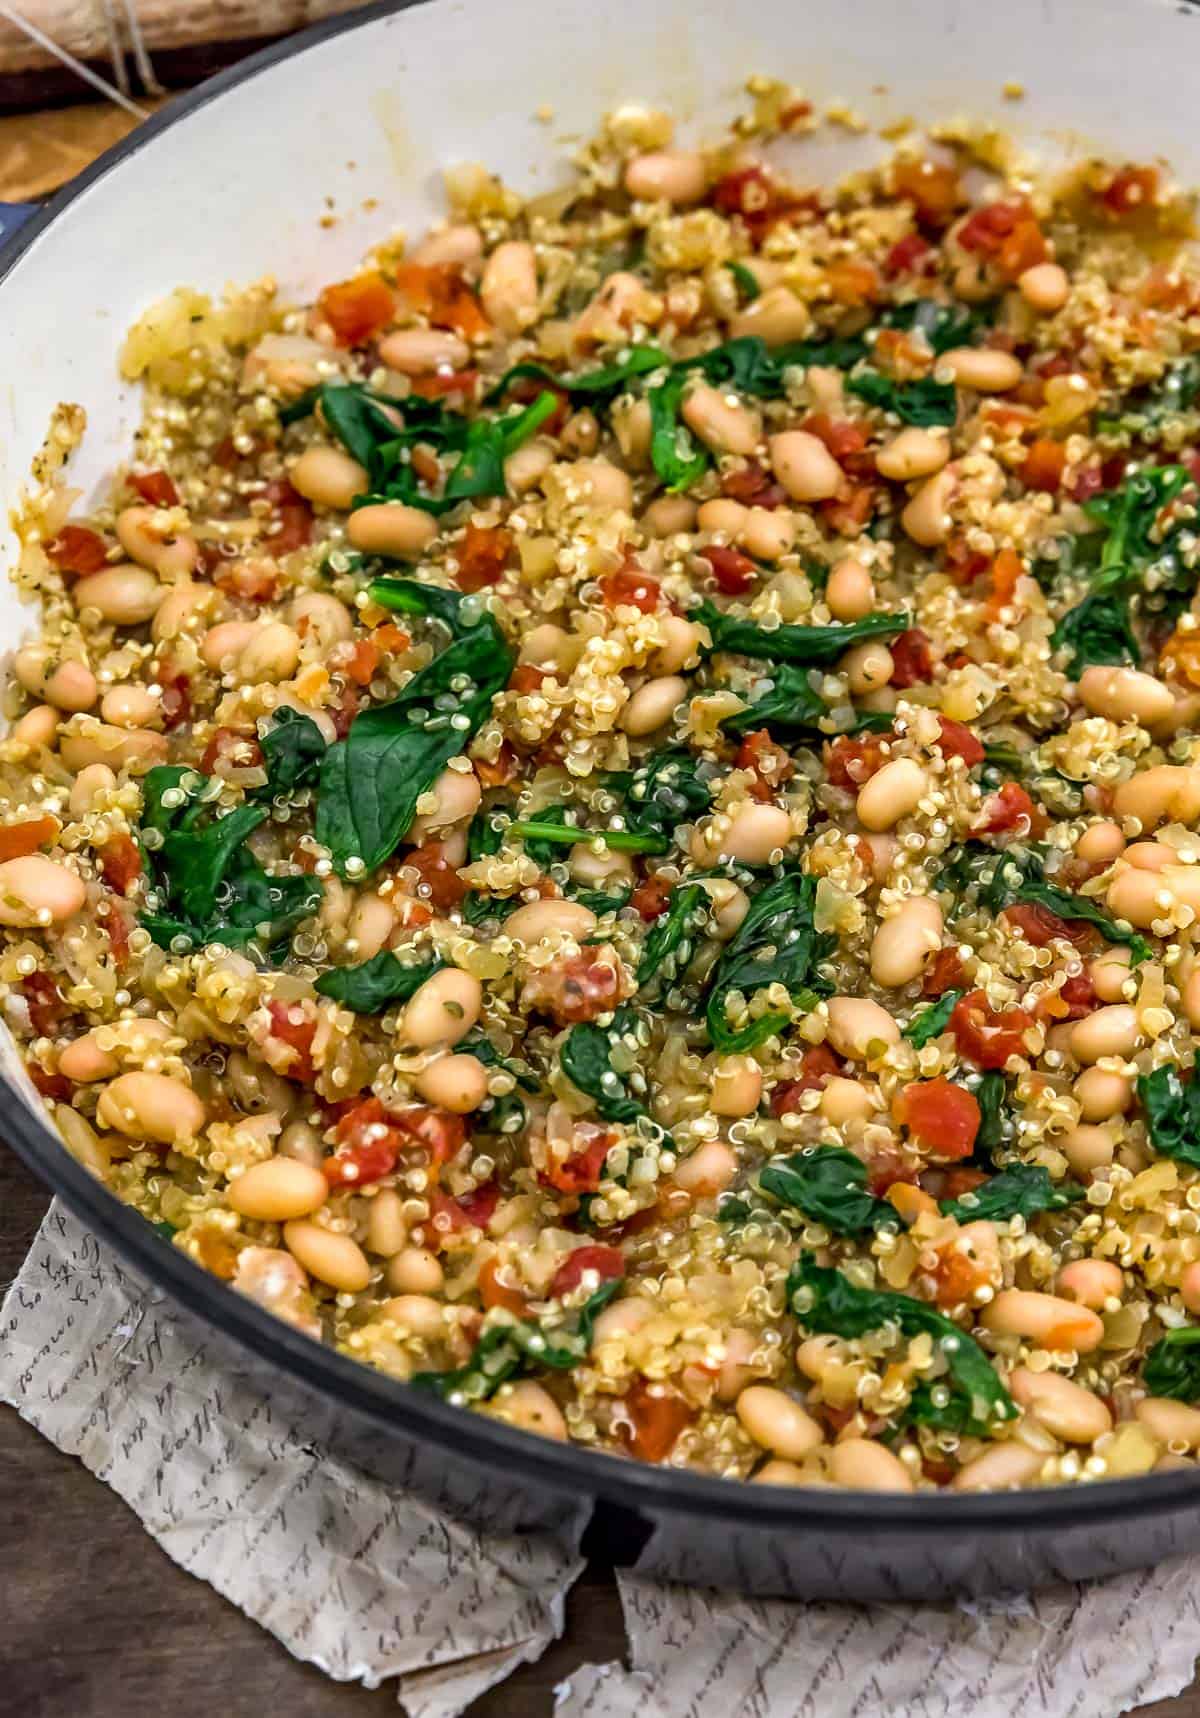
[759,1148,898,1235]
[256,708,327,798]
[411,1279,623,1401]
[697,602,909,667]
[846,370,957,427]
[939,1163,1083,1225]
[1138,1064,1200,1169]
[876,297,994,356]
[314,950,442,1013]
[726,261,761,302]
[1143,1327,1200,1401]
[560,1005,666,1138]
[905,989,964,1048]
[706,871,835,1053]
[636,881,708,989]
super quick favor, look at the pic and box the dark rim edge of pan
[2,0,1198,1535]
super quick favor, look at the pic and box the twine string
[0,2,161,115]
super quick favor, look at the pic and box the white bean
[952,1441,1045,1491]
[682,383,761,455]
[0,854,85,926]
[825,996,901,1060]
[290,445,368,510]
[408,765,482,840]
[378,328,469,375]
[856,758,927,831]
[842,641,894,697]
[480,240,538,335]
[736,1385,824,1461]
[228,1157,328,1221]
[506,898,596,942]
[901,466,957,547]
[982,1289,1105,1352]
[870,896,943,987]
[830,1438,914,1492]
[1079,665,1174,726]
[115,506,197,578]
[1010,1367,1112,1443]
[347,503,438,559]
[100,684,160,729]
[691,803,792,866]
[624,149,706,204]
[387,1246,445,1294]
[400,968,481,1048]
[1070,1005,1139,1065]
[650,615,704,674]
[236,622,301,685]
[59,722,167,773]
[414,1052,489,1112]
[283,1219,371,1292]
[498,1380,568,1439]
[1060,1124,1115,1175]
[730,286,811,347]
[1073,1067,1133,1122]
[68,762,116,817]
[826,558,875,621]
[289,591,355,651]
[642,496,698,537]
[940,346,1022,392]
[1076,821,1125,866]
[411,224,482,269]
[1057,1259,1123,1309]
[673,1139,737,1194]
[1112,764,1200,831]
[621,675,686,736]
[73,564,162,625]
[1137,1397,1200,1450]
[875,427,950,482]
[1019,263,1069,313]
[97,1071,205,1144]
[741,507,796,561]
[710,1057,763,1118]
[769,430,842,502]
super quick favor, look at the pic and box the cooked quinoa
[8,88,1200,1491]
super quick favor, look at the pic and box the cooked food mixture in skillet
[8,87,1200,1489]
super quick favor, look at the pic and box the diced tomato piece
[21,971,66,1036]
[396,1105,467,1166]
[404,839,468,912]
[1021,438,1066,494]
[973,781,1047,841]
[825,259,880,306]
[542,1129,614,1195]
[630,873,675,921]
[325,1097,402,1188]
[99,834,141,896]
[896,1077,981,1160]
[129,469,179,507]
[950,989,1033,1070]
[620,1380,694,1462]
[891,159,962,227]
[701,545,758,596]
[931,1235,993,1307]
[214,560,281,603]
[884,233,934,276]
[430,1181,500,1237]
[262,479,314,556]
[1099,165,1160,217]
[527,950,626,1026]
[393,262,490,340]
[935,717,984,767]
[889,628,934,688]
[721,462,788,509]
[939,1166,988,1200]
[456,521,512,593]
[509,663,555,695]
[200,727,263,776]
[821,481,876,536]
[159,668,192,731]
[0,814,59,862]
[267,999,318,1084]
[770,1045,842,1115]
[1001,901,1076,949]
[478,1256,530,1314]
[410,368,480,400]
[99,896,131,965]
[802,413,872,475]
[864,1151,919,1196]
[475,743,516,788]
[825,730,892,789]
[550,1243,626,1299]
[958,199,1047,280]
[710,164,818,239]
[735,728,794,801]
[984,547,1025,620]
[943,537,990,588]
[923,945,967,997]
[318,271,395,346]
[330,683,362,738]
[28,1064,72,1102]
[598,562,662,613]
[371,622,410,656]
[45,524,109,577]
[1058,971,1098,1020]
[341,638,380,686]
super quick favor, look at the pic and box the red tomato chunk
[950,989,1033,1070]
[897,1077,981,1160]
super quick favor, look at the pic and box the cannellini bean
[1105,865,1168,928]
[568,845,634,889]
[1112,764,1200,830]
[1186,969,1200,1031]
[228,1157,328,1222]
[796,1334,845,1382]
[741,507,796,561]
[826,557,875,621]
[414,1052,489,1112]
[15,646,98,713]
[751,1460,812,1487]
[366,1189,408,1257]
[1125,841,1173,871]
[875,427,950,482]
[97,1071,205,1144]
[870,896,943,987]
[13,706,57,748]
[497,1380,568,1440]
[387,1246,445,1294]
[115,506,197,578]
[1010,1367,1112,1444]
[201,620,256,671]
[1079,665,1174,726]
[570,459,634,512]
[1060,1124,1116,1176]
[621,675,686,736]
[232,1246,319,1337]
[283,1220,371,1292]
[982,1289,1105,1352]
[682,383,761,455]
[400,967,482,1048]
[480,240,538,335]
[830,1438,914,1492]
[289,590,355,650]
[674,1139,738,1194]
[624,148,706,204]
[59,1018,172,1082]
[842,641,894,697]
[1070,1004,1140,1064]
[72,564,162,625]
[1019,262,1069,313]
[1137,1397,1200,1450]
[856,758,928,831]
[1179,1262,1200,1315]
[0,854,85,926]
[821,1077,876,1125]
[236,622,301,685]
[100,684,160,729]
[68,762,116,816]
[736,1385,824,1461]
[378,328,469,375]
[940,347,1022,392]
[769,430,842,502]
[1076,820,1125,865]
[697,498,748,534]
[642,496,698,537]
[290,445,368,510]
[408,764,482,840]
[1074,1067,1133,1122]
[708,880,750,940]
[59,721,167,773]
[730,285,810,346]
[710,1057,763,1119]
[381,1293,445,1338]
[411,223,483,269]
[901,466,957,547]
[650,614,705,674]
[506,898,597,942]
[953,1441,1046,1491]
[505,437,556,495]
[715,1328,765,1403]
[692,803,793,866]
[561,408,600,456]
[1089,948,1133,1002]
[347,503,438,559]
[825,996,901,1060]
[1057,1259,1123,1309]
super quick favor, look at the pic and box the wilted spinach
[876,297,994,355]
[939,1164,1083,1225]
[846,369,957,427]
[411,1279,623,1401]
[758,1148,899,1235]
[255,707,327,799]
[1143,1327,1200,1401]
[705,872,834,1053]
[560,1005,667,1140]
[636,881,709,989]
[904,989,964,1048]
[697,602,909,668]
[1138,1064,1200,1170]
[939,842,1150,960]
[314,950,442,1013]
